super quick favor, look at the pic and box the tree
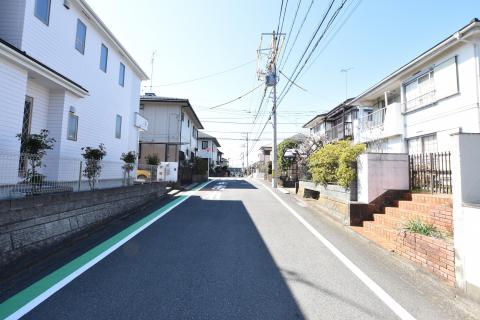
[16,129,55,193]
[297,134,327,180]
[145,154,160,165]
[81,144,106,190]
[191,157,208,175]
[121,151,136,185]
[277,139,299,173]
[308,140,365,189]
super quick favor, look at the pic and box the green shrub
[307,140,365,189]
[277,139,299,173]
[145,154,160,165]
[81,144,107,190]
[404,220,443,238]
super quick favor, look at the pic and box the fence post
[77,161,83,192]
[430,153,434,194]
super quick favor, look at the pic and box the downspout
[178,108,183,182]
[454,31,480,131]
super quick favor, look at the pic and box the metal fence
[0,153,149,200]
[409,152,452,194]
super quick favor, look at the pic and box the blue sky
[87,0,480,167]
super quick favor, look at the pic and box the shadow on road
[24,193,304,319]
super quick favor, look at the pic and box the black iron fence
[409,152,452,194]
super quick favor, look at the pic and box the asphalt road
[11,179,479,319]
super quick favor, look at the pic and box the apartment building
[197,132,221,166]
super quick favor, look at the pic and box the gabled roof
[74,0,148,80]
[325,98,354,119]
[140,95,204,129]
[349,18,480,105]
[198,131,221,147]
[302,113,327,128]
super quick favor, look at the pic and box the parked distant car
[137,169,151,180]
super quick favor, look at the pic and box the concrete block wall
[0,183,167,268]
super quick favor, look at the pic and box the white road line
[4,182,211,320]
[264,186,416,320]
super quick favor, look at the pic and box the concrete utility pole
[258,31,284,187]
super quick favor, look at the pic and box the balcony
[357,102,403,143]
[325,122,353,142]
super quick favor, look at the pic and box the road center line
[0,181,212,320]
[264,185,416,320]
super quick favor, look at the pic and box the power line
[279,0,315,70]
[202,120,302,124]
[207,83,263,109]
[277,0,303,68]
[144,59,256,87]
[278,0,349,107]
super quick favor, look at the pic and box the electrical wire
[279,0,315,70]
[144,59,256,87]
[207,83,264,109]
[277,0,303,68]
[278,0,349,107]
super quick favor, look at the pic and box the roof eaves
[75,0,149,80]
[349,18,480,105]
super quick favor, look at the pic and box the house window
[115,115,122,139]
[181,112,184,121]
[75,19,87,54]
[100,44,108,72]
[404,56,458,111]
[202,141,208,149]
[187,119,190,127]
[67,111,79,141]
[192,126,195,138]
[119,63,125,86]
[34,0,51,25]
[408,134,437,154]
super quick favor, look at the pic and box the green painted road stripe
[0,181,211,320]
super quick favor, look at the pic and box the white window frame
[34,0,51,25]
[115,114,122,139]
[404,56,458,112]
[100,44,108,72]
[119,62,125,86]
[75,19,87,54]
[67,111,79,141]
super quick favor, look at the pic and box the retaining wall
[0,183,167,268]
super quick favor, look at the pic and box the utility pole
[246,132,249,171]
[272,56,278,188]
[258,31,284,188]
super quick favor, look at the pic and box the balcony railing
[325,122,353,141]
[359,107,386,131]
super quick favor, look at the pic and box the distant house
[258,144,272,163]
[197,132,221,166]
[139,95,203,164]
[0,0,148,187]
[302,99,371,144]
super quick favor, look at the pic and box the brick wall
[0,183,167,268]
[395,231,455,286]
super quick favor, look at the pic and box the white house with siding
[349,18,480,155]
[0,0,148,186]
[197,132,221,166]
[138,95,203,164]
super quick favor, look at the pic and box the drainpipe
[454,32,480,131]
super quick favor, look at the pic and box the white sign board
[135,112,148,131]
